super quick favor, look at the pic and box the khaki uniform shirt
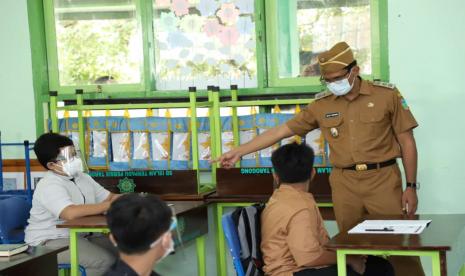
[261,185,330,276]
[286,79,418,168]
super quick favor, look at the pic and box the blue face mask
[326,70,354,96]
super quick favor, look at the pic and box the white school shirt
[25,171,110,246]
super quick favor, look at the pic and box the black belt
[343,159,397,171]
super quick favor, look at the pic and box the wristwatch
[406,182,420,190]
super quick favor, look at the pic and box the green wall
[0,0,464,275]
[0,0,37,158]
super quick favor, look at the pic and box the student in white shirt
[25,133,120,275]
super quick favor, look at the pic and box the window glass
[153,0,257,90]
[277,0,371,78]
[53,0,143,85]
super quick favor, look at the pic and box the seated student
[261,143,394,276]
[25,133,119,276]
[104,193,175,276]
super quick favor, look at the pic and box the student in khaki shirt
[261,143,394,276]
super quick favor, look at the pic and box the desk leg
[70,229,79,276]
[336,251,347,276]
[215,204,227,276]
[439,251,447,276]
[196,235,206,276]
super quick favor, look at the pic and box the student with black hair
[25,133,120,275]
[261,143,394,276]
[104,193,175,276]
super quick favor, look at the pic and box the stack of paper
[349,220,432,234]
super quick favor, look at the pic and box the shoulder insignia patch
[315,91,332,100]
[373,80,396,89]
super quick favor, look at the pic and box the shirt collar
[111,259,138,276]
[109,259,159,276]
[359,79,372,95]
[48,170,74,181]
[278,184,310,196]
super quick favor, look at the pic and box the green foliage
[56,19,141,85]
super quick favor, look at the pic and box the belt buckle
[355,164,368,171]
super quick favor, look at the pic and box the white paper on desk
[349,220,432,234]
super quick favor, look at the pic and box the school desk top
[57,201,206,229]
[0,246,67,274]
[326,214,465,251]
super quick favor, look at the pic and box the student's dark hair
[271,142,315,184]
[34,132,74,169]
[106,193,172,254]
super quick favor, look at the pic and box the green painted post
[50,91,58,133]
[230,85,240,168]
[212,87,222,159]
[459,263,465,276]
[76,90,86,161]
[196,235,207,276]
[430,251,441,276]
[371,0,390,81]
[215,204,227,276]
[254,0,267,88]
[138,0,152,93]
[215,202,256,276]
[189,87,200,192]
[27,0,49,136]
[336,251,348,276]
[207,86,217,185]
[69,229,79,276]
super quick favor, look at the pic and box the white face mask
[326,70,354,96]
[63,158,84,177]
[162,237,174,259]
[150,232,174,261]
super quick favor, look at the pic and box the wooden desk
[58,201,208,276]
[0,246,67,276]
[326,214,465,276]
[206,192,335,276]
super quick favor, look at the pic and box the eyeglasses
[320,69,351,85]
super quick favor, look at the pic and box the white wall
[0,0,36,158]
[388,0,465,214]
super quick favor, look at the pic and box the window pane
[54,0,143,86]
[278,0,371,78]
[153,0,257,90]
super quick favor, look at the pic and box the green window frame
[41,0,269,96]
[29,0,389,134]
[265,0,389,88]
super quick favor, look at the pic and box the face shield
[53,145,88,177]
[148,215,177,261]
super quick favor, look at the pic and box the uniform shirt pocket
[359,109,385,123]
[359,108,388,139]
[320,116,343,141]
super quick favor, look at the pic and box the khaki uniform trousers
[330,164,424,276]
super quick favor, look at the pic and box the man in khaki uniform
[217,42,423,276]
[261,142,393,276]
